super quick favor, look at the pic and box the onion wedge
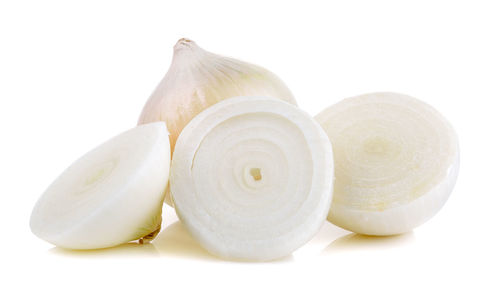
[30,122,170,249]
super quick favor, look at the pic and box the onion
[30,122,170,249]
[170,96,334,261]
[138,38,296,154]
[316,92,459,235]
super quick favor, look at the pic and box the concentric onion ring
[316,92,459,235]
[170,96,334,261]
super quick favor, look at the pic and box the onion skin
[138,38,297,154]
[316,92,459,235]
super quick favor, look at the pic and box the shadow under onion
[321,231,416,254]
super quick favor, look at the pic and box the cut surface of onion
[316,92,459,236]
[170,96,334,261]
[30,122,170,249]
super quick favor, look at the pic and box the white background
[1,0,499,306]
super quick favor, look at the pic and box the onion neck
[171,38,208,67]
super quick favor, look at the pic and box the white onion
[30,122,170,249]
[316,92,459,235]
[170,97,334,261]
[138,38,296,154]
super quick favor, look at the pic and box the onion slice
[316,92,459,235]
[30,122,170,249]
[170,97,334,261]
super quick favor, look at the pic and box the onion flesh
[170,96,334,261]
[30,122,171,249]
[315,92,459,236]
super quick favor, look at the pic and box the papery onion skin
[138,38,297,154]
[316,92,459,236]
[170,97,333,261]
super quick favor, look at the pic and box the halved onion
[316,92,459,235]
[30,122,170,249]
[170,97,334,261]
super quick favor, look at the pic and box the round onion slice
[316,92,459,235]
[30,122,171,249]
[170,97,334,261]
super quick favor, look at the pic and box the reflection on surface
[51,242,160,258]
[49,220,297,262]
[153,221,219,261]
[322,231,415,254]
[49,221,219,260]
[49,221,212,259]
[155,221,294,263]
[311,222,352,245]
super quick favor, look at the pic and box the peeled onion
[170,96,334,261]
[30,122,170,249]
[315,92,459,235]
